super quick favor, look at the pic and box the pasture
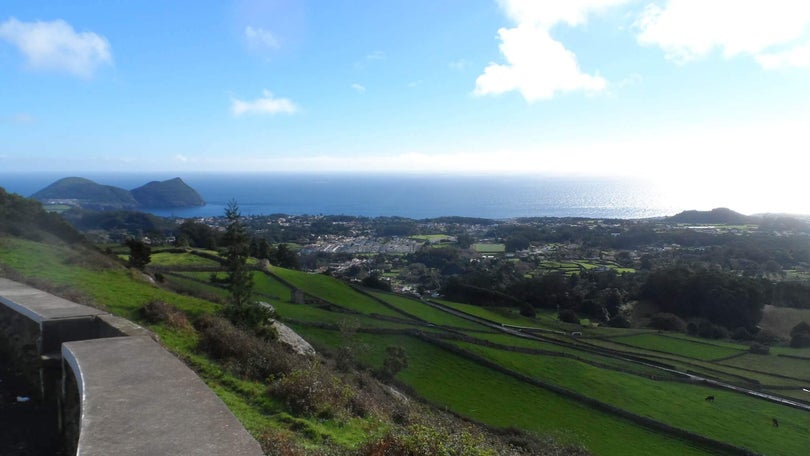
[9,241,806,456]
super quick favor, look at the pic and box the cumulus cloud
[245,25,280,50]
[635,0,810,68]
[475,0,629,102]
[231,90,299,116]
[0,17,112,77]
[757,41,810,69]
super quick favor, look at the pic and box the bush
[732,327,753,341]
[749,342,771,355]
[754,329,781,345]
[607,314,631,328]
[697,320,728,340]
[558,309,579,324]
[649,313,686,332]
[268,361,352,418]
[360,424,496,456]
[141,300,190,330]
[519,303,536,318]
[790,322,810,347]
[196,315,292,380]
[221,301,277,341]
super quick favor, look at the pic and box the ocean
[0,172,756,220]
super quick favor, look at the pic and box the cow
[705,395,715,402]
[773,418,779,428]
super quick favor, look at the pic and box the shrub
[607,314,631,328]
[732,326,753,341]
[141,300,191,330]
[268,361,352,418]
[519,303,536,318]
[754,329,781,345]
[697,320,728,340]
[649,313,686,332]
[379,346,408,380]
[196,315,292,380]
[790,322,810,348]
[749,342,770,355]
[558,309,579,324]
[360,424,496,456]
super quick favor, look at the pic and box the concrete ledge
[62,337,264,456]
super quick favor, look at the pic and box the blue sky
[2,0,809,184]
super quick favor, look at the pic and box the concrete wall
[0,277,263,456]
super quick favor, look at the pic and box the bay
[0,172,710,220]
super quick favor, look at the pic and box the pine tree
[222,200,253,308]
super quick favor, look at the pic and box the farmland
[4,237,810,455]
[143,248,810,455]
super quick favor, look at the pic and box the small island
[32,177,205,211]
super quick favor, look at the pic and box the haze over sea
[0,173,800,220]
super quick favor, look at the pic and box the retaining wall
[0,277,263,456]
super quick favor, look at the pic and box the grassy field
[368,291,493,331]
[7,239,809,455]
[291,327,718,456]
[452,341,810,456]
[268,266,405,318]
[720,353,810,381]
[472,243,506,253]
[149,251,221,268]
[608,333,747,361]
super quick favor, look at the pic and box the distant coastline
[1,172,805,220]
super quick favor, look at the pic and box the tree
[222,201,254,309]
[275,243,299,269]
[456,232,474,249]
[790,321,810,348]
[125,238,151,270]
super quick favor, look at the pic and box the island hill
[32,177,205,210]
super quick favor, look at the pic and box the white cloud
[230,90,299,116]
[0,17,112,77]
[497,0,632,27]
[757,41,810,69]
[476,0,629,102]
[635,0,810,68]
[351,83,366,93]
[475,25,607,101]
[244,25,280,50]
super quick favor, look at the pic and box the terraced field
[87,248,810,455]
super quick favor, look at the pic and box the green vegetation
[32,176,204,210]
[472,243,506,253]
[608,333,747,361]
[4,212,810,455]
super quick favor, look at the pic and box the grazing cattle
[705,395,715,402]
[773,418,779,428]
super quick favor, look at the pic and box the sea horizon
[1,171,806,220]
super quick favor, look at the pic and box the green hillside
[130,177,205,208]
[3,191,810,455]
[31,176,204,209]
[32,177,138,209]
